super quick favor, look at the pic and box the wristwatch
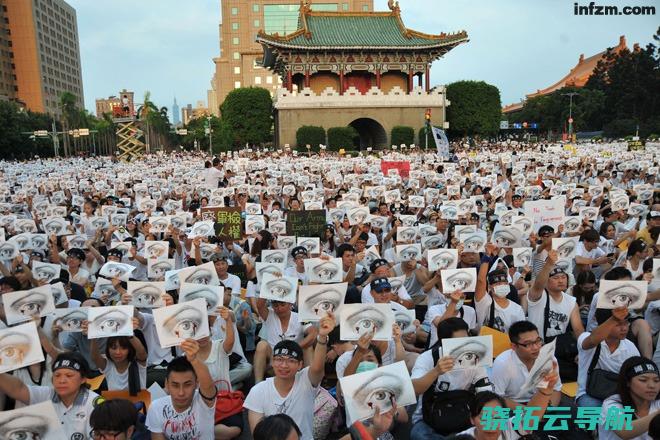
[317,335,329,345]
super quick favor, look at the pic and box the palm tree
[58,92,78,156]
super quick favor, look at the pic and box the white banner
[431,126,450,160]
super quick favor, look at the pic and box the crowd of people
[0,140,658,440]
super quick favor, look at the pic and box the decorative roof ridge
[300,1,312,39]
[407,29,469,41]
[257,28,306,42]
[304,10,397,17]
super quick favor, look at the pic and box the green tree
[446,80,502,137]
[137,91,174,151]
[390,126,414,146]
[418,125,442,148]
[220,87,273,146]
[327,126,358,151]
[296,126,325,150]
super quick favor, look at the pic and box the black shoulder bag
[585,343,619,400]
[542,295,578,381]
[421,347,474,435]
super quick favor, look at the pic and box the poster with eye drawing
[128,281,166,308]
[259,272,298,304]
[261,249,288,265]
[440,268,478,293]
[179,283,224,315]
[513,247,533,268]
[87,305,134,339]
[50,281,68,305]
[0,321,45,374]
[99,262,135,282]
[339,303,394,341]
[148,258,175,280]
[298,283,347,321]
[393,308,416,334]
[441,335,493,369]
[245,215,266,235]
[153,298,210,348]
[92,277,121,303]
[304,257,343,284]
[596,280,648,310]
[51,307,88,333]
[490,224,522,248]
[3,285,55,325]
[459,230,487,254]
[31,261,61,283]
[551,237,578,261]
[143,241,169,260]
[395,244,422,262]
[177,261,220,287]
[396,226,417,242]
[653,259,660,280]
[0,400,66,440]
[297,237,320,255]
[255,262,286,285]
[164,267,186,291]
[427,249,458,272]
[187,220,215,239]
[339,361,416,425]
[518,339,556,396]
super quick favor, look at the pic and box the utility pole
[561,92,578,142]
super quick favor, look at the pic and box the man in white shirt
[212,255,241,293]
[410,317,492,440]
[576,306,640,407]
[244,313,336,440]
[204,158,225,188]
[254,296,317,383]
[146,340,217,440]
[491,321,563,409]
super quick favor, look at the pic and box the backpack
[421,347,474,435]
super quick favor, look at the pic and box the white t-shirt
[576,241,606,262]
[260,308,306,348]
[102,359,147,391]
[491,349,562,403]
[146,391,216,440]
[475,294,526,334]
[139,312,174,366]
[527,291,577,340]
[284,265,308,285]
[202,339,231,385]
[218,272,241,294]
[244,366,318,440]
[410,347,491,424]
[576,332,640,399]
[29,386,98,440]
[424,304,477,346]
[599,395,660,440]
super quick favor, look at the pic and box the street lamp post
[206,116,213,155]
[561,92,579,141]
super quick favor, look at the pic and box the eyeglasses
[514,338,544,348]
[273,356,300,365]
[90,430,124,440]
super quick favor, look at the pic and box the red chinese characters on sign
[381,160,411,179]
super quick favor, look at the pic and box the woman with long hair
[623,239,650,279]
[89,331,148,395]
[599,356,660,440]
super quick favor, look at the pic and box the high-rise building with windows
[208,0,372,115]
[1,0,84,115]
[172,96,180,126]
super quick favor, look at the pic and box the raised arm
[181,339,217,408]
[0,373,30,404]
[529,249,559,302]
[581,307,628,350]
[308,311,335,387]
[218,306,236,355]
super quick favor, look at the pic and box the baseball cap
[107,248,124,258]
[291,246,308,259]
[370,277,392,293]
[66,248,85,261]
[487,269,508,285]
[369,258,389,273]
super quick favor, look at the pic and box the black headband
[273,346,302,361]
[625,362,659,380]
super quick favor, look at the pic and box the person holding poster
[244,312,336,440]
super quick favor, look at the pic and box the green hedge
[390,125,414,147]
[327,126,358,151]
[296,125,325,151]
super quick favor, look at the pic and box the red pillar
[339,70,344,95]
[407,70,413,93]
[376,68,381,89]
[425,65,430,92]
[304,69,310,88]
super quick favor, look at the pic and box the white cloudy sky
[68,0,657,116]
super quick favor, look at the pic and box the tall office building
[1,0,84,115]
[208,0,372,115]
[172,96,180,126]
